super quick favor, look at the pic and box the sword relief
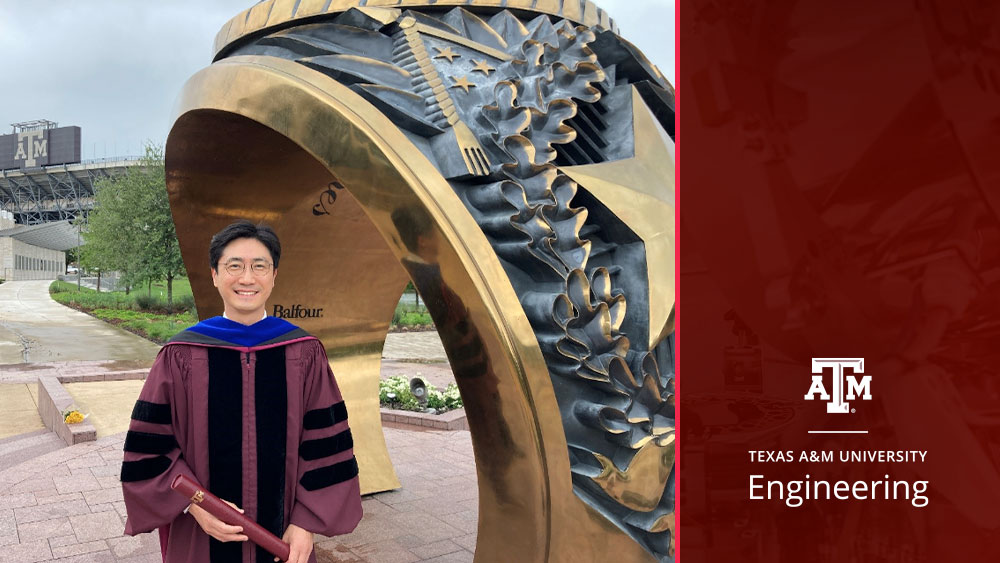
[393,17,494,178]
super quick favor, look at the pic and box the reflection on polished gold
[591,438,674,512]
[170,1,674,560]
[559,87,676,350]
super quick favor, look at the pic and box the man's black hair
[209,220,281,270]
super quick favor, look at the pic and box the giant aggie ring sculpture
[164,1,674,561]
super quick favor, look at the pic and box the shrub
[143,319,195,342]
[132,292,194,314]
[380,376,420,410]
[49,280,80,294]
[134,294,159,311]
[48,278,197,343]
[378,375,463,412]
[49,285,133,310]
[174,294,196,314]
[392,302,433,328]
[90,308,196,343]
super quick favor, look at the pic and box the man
[121,220,362,563]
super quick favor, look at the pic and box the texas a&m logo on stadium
[804,358,871,413]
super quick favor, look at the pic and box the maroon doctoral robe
[121,316,362,563]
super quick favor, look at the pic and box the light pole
[76,221,81,291]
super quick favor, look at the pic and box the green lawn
[147,278,193,301]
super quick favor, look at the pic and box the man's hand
[275,524,313,563]
[189,500,249,543]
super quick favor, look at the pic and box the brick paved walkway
[0,426,477,563]
[316,424,477,563]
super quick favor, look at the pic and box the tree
[80,172,144,293]
[83,144,186,308]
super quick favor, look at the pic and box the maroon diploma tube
[171,474,291,562]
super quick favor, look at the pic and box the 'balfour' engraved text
[273,304,324,319]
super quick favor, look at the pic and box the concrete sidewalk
[0,361,156,441]
[0,281,160,365]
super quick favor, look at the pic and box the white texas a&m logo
[13,130,47,167]
[804,358,871,413]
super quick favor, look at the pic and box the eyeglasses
[221,260,273,277]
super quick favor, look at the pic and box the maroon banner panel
[678,1,1000,561]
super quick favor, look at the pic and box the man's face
[211,237,277,323]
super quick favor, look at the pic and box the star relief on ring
[449,76,476,94]
[558,87,675,350]
[433,46,460,62]
[471,59,496,75]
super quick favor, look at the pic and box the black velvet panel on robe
[255,347,287,563]
[208,348,243,563]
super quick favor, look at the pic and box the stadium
[0,119,140,281]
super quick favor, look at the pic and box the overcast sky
[0,1,672,160]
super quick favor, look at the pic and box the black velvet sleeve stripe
[123,431,178,455]
[299,457,359,491]
[300,429,353,461]
[303,402,348,430]
[131,400,171,424]
[120,455,172,482]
